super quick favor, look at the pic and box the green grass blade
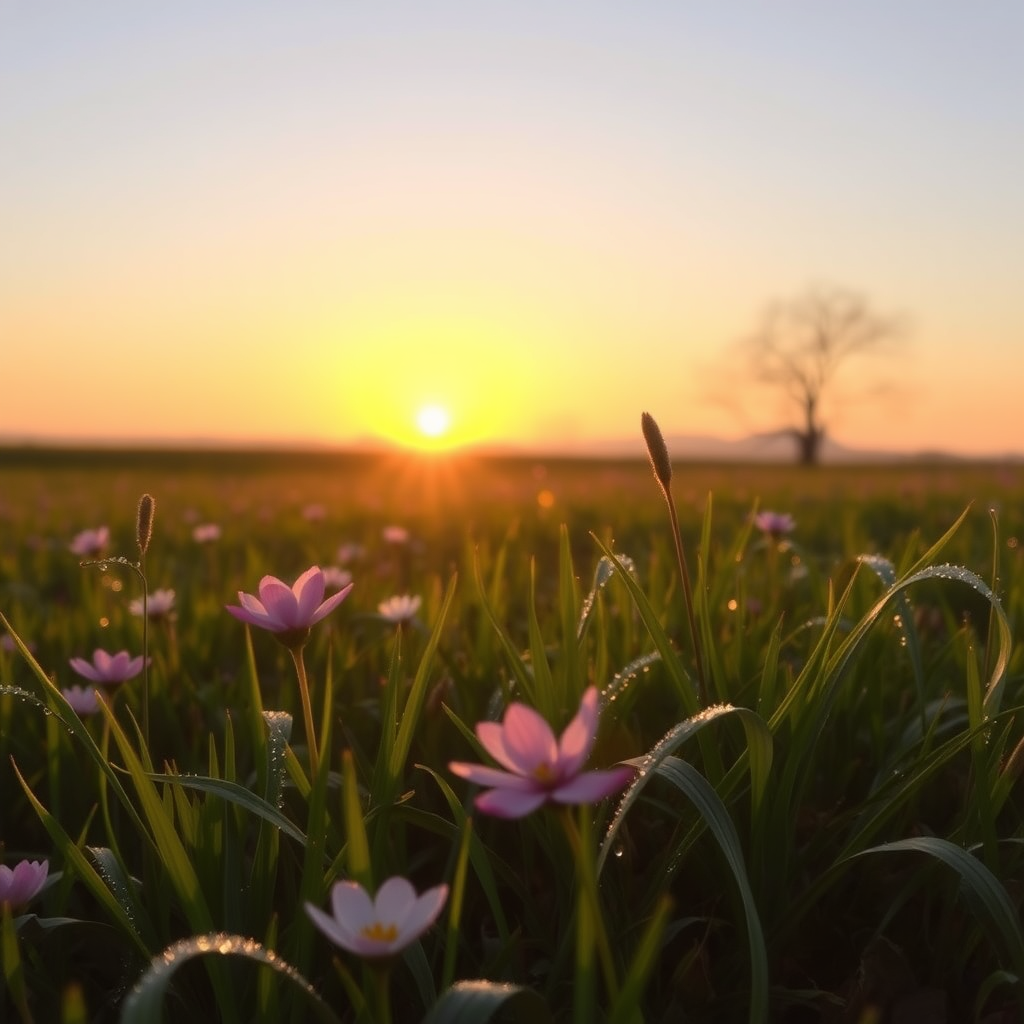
[851,836,1024,979]
[99,702,214,934]
[421,980,554,1024]
[143,772,307,845]
[417,762,511,944]
[557,523,580,705]
[651,757,769,1024]
[472,555,536,701]
[119,933,344,1024]
[599,703,773,875]
[11,762,151,956]
[590,534,700,716]
[526,559,556,721]
[442,815,474,990]
[388,574,457,786]
[608,893,673,1024]
[343,749,373,891]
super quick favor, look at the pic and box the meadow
[1,441,1023,1023]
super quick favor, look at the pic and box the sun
[413,404,453,447]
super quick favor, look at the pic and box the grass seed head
[136,493,156,555]
[641,411,672,492]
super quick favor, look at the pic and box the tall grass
[1,446,1022,1022]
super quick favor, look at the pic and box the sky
[2,2,1022,457]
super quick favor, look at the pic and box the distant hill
[478,432,1024,464]
[1,432,1021,464]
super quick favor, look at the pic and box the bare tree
[738,284,904,465]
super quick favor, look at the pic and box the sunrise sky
[2,3,1021,457]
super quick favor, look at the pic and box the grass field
[1,445,1022,1023]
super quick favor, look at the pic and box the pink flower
[321,566,353,592]
[1,634,34,654]
[382,525,409,545]
[0,860,48,910]
[192,523,222,543]
[129,588,176,619]
[69,649,147,685]
[62,685,101,715]
[449,686,634,818]
[753,510,796,538]
[226,566,353,648]
[306,877,448,959]
[336,542,365,565]
[69,526,110,557]
[377,594,421,623]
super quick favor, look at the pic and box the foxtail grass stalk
[289,647,319,770]
[640,412,707,703]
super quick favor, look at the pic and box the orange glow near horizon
[2,7,1022,459]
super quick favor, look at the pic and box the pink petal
[448,762,538,790]
[306,901,359,953]
[475,721,525,774]
[501,703,558,774]
[308,582,353,626]
[402,884,449,940]
[258,576,299,628]
[550,766,635,805]
[94,649,113,674]
[475,786,549,818]
[331,880,374,928]
[374,876,417,925]
[69,657,101,682]
[226,604,269,629]
[557,687,599,776]
[293,567,326,624]
[3,860,47,906]
[238,592,268,616]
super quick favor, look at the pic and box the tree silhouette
[739,284,904,465]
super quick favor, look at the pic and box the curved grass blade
[473,555,536,701]
[599,703,773,875]
[142,772,307,846]
[856,553,926,718]
[600,650,661,707]
[120,933,343,1024]
[608,893,673,1024]
[417,762,511,944]
[421,980,554,1024]
[577,553,638,643]
[0,617,148,837]
[388,573,457,786]
[851,836,1024,980]
[647,757,768,1024]
[11,762,151,956]
[590,535,700,716]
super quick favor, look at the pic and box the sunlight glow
[416,404,451,439]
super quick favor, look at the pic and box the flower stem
[370,964,392,1024]
[290,646,319,769]
[663,485,707,704]
[139,558,150,748]
[563,806,619,1019]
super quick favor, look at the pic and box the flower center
[360,920,399,943]
[532,761,556,783]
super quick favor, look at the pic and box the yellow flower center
[360,920,399,943]
[532,762,555,783]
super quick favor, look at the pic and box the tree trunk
[797,397,823,465]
